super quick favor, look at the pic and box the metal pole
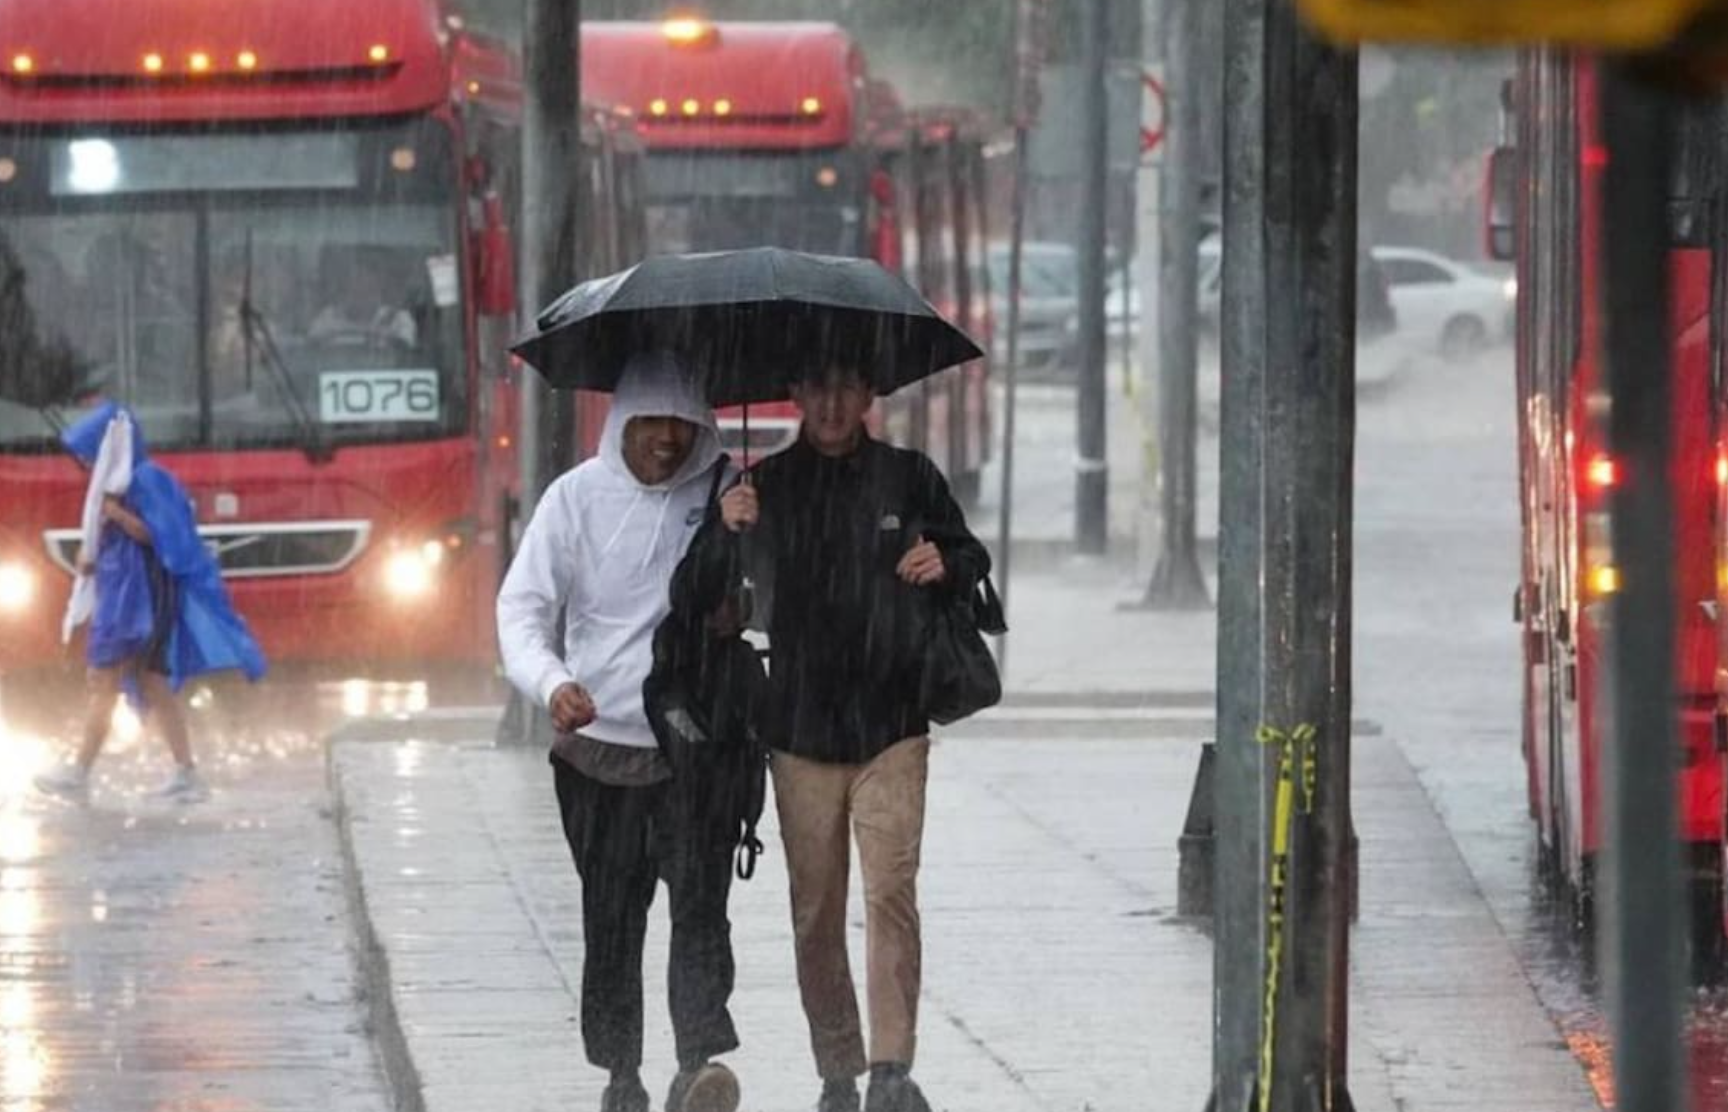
[1260,4,1357,1106]
[995,131,1029,675]
[503,0,582,747]
[519,0,581,502]
[1142,0,1210,608]
[1132,0,1164,591]
[1211,0,1356,1107]
[998,0,1048,672]
[1598,62,1687,1112]
[1075,0,1110,554]
[1210,0,1270,1101]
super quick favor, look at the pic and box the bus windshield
[642,149,864,256]
[0,118,465,454]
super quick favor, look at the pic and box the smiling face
[791,365,874,457]
[621,415,698,485]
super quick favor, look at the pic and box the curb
[328,742,427,1112]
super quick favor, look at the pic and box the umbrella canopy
[510,247,983,404]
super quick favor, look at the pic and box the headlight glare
[0,563,35,614]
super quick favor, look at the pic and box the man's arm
[909,454,990,594]
[496,479,585,713]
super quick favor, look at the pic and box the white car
[1369,245,1515,362]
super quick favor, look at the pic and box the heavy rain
[0,0,1716,1110]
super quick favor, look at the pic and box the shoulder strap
[705,452,731,512]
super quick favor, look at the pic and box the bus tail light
[1716,451,1727,487]
[1587,453,1618,489]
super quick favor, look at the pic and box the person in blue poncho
[35,402,266,803]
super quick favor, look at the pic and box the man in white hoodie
[497,353,740,1112]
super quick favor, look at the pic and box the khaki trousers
[771,736,930,1080]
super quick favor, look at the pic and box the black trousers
[552,754,739,1074]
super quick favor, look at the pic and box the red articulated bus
[0,0,643,683]
[582,19,992,501]
[1492,53,1727,971]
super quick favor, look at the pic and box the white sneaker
[154,766,209,803]
[34,764,89,800]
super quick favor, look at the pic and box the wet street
[2,336,1726,1109]
[0,678,402,1112]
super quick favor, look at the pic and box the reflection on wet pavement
[0,675,417,1112]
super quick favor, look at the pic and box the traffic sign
[1140,71,1167,163]
[1297,0,1712,47]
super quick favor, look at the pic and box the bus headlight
[0,563,35,614]
[382,544,442,600]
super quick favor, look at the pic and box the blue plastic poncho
[61,402,267,689]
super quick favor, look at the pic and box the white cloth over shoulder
[61,411,134,644]
[495,352,732,749]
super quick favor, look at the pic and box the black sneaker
[817,1078,861,1112]
[666,1061,740,1112]
[864,1067,931,1112]
[601,1074,649,1112]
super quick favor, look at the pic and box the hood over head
[598,351,722,490]
[62,401,147,468]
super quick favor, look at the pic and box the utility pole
[995,0,1050,676]
[1212,0,1358,1107]
[1075,0,1110,554]
[502,0,582,746]
[1598,63,1687,1112]
[520,0,582,494]
[1132,0,1164,589]
[1141,0,1210,608]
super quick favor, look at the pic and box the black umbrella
[509,247,983,404]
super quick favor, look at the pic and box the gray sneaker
[600,1075,648,1112]
[33,764,89,800]
[818,1078,861,1112]
[154,766,209,803]
[865,1069,930,1112]
[667,1061,740,1112]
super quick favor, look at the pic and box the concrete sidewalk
[329,708,1599,1112]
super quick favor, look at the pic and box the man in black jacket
[672,363,988,1112]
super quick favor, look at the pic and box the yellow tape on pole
[1255,723,1318,1112]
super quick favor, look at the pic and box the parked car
[1197,233,1399,350]
[1369,245,1515,362]
[987,241,1079,376]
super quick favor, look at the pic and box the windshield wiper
[239,230,331,464]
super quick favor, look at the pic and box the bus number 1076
[318,370,440,424]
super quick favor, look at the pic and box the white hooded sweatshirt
[496,353,728,750]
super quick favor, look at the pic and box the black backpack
[643,458,771,879]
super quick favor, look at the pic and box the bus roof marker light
[142,53,164,74]
[188,52,212,75]
[237,51,259,72]
[713,98,732,116]
[663,18,717,46]
[801,96,822,116]
[368,44,390,64]
[650,98,669,117]
[682,98,701,116]
[9,55,32,76]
